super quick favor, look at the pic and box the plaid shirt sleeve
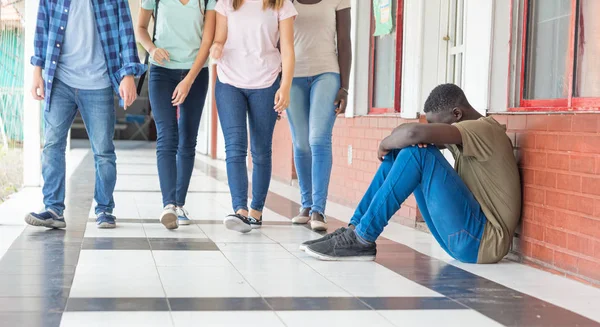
[115,0,146,81]
[31,0,49,67]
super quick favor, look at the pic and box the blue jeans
[350,146,487,263]
[215,78,279,212]
[42,78,116,216]
[149,65,209,207]
[288,73,339,215]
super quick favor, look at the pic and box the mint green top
[142,0,216,69]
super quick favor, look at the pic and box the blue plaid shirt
[31,0,147,111]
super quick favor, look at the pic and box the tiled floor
[1,141,600,327]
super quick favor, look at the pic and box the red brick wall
[493,113,600,286]
[271,115,420,226]
[270,112,600,286]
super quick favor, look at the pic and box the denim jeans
[149,65,209,207]
[287,73,339,215]
[215,78,279,212]
[350,146,487,263]
[43,78,116,216]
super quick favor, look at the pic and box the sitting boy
[302,84,521,264]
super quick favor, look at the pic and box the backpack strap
[137,0,161,96]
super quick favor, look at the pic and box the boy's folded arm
[381,123,462,150]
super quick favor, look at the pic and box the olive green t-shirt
[447,117,521,264]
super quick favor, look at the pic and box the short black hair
[423,84,471,113]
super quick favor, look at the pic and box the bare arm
[171,11,217,106]
[334,8,352,114]
[336,8,351,91]
[210,12,228,59]
[135,8,155,54]
[279,17,295,94]
[185,11,216,82]
[378,124,462,160]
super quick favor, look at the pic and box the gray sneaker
[299,227,347,251]
[305,228,376,261]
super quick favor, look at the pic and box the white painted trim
[462,0,494,114]
[400,0,425,117]
[348,0,371,117]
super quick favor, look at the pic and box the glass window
[574,0,600,97]
[372,34,396,109]
[370,0,399,111]
[524,0,572,100]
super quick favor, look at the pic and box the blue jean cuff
[349,217,361,229]
[310,208,325,216]
[355,225,378,243]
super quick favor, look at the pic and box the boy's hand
[377,143,390,162]
[119,76,137,110]
[31,68,45,100]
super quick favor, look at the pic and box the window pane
[524,0,572,100]
[372,34,396,108]
[372,0,397,109]
[575,0,600,97]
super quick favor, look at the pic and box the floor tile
[158,266,259,298]
[60,312,173,327]
[378,310,503,327]
[76,250,155,269]
[277,311,395,327]
[149,239,219,251]
[142,224,207,239]
[198,225,276,244]
[325,274,442,297]
[65,298,169,311]
[242,271,351,297]
[0,312,62,327]
[82,238,150,250]
[0,249,80,267]
[0,273,74,297]
[258,225,322,244]
[152,251,231,267]
[69,270,165,298]
[171,311,284,327]
[0,296,68,313]
[266,297,368,311]
[83,223,145,238]
[216,243,290,253]
[169,298,271,311]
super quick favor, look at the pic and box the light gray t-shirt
[55,0,111,90]
[293,0,350,77]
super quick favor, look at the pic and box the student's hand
[377,142,390,162]
[150,47,170,65]
[334,88,348,115]
[274,86,290,113]
[119,75,137,110]
[172,78,192,106]
[417,143,428,148]
[31,68,45,100]
[210,43,224,60]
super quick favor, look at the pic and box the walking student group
[26,0,521,265]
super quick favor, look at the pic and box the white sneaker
[160,204,178,230]
[176,207,192,226]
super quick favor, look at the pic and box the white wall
[462,0,494,114]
